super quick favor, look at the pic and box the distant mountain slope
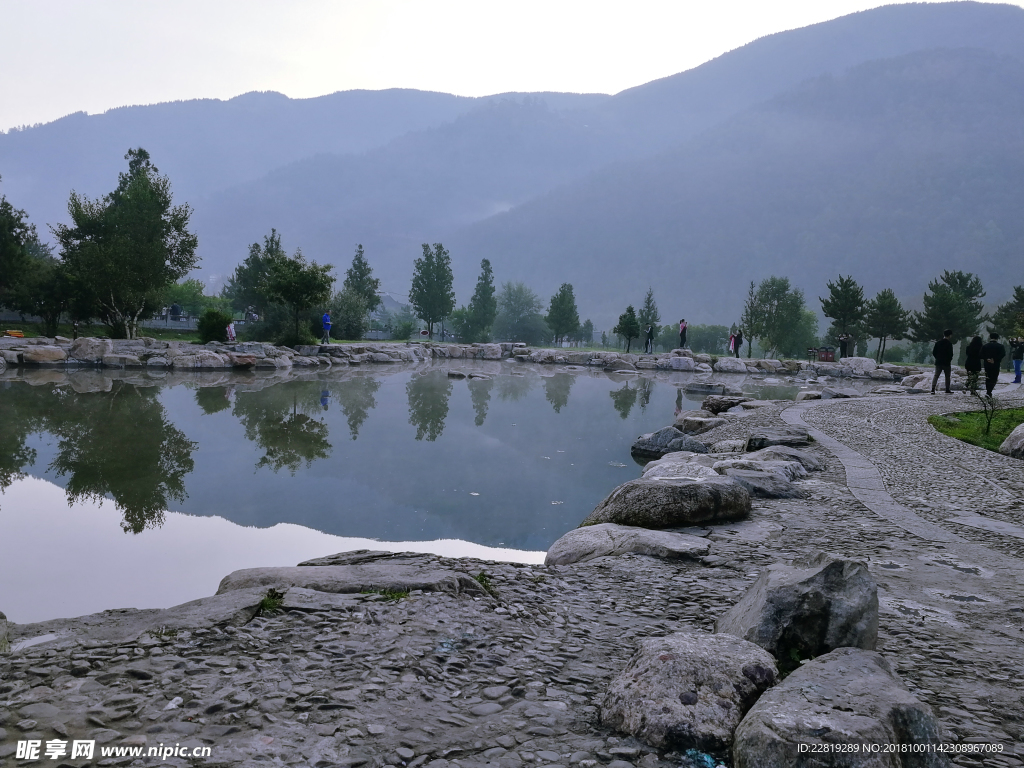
[0,88,609,241]
[448,48,1024,327]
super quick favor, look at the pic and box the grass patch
[929,407,1024,452]
[474,571,499,598]
[2,321,200,343]
[258,588,286,615]
[361,589,409,601]
[0,620,10,654]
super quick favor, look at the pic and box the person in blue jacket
[321,311,332,344]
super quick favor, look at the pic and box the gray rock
[820,386,862,399]
[631,427,709,459]
[217,559,485,597]
[999,423,1024,459]
[673,414,727,435]
[601,631,778,752]
[712,459,807,482]
[718,468,805,499]
[744,428,810,451]
[713,357,748,374]
[701,395,752,415]
[642,453,720,481]
[580,477,750,529]
[710,439,747,453]
[604,359,638,372]
[732,648,950,768]
[744,445,823,472]
[69,337,113,362]
[715,553,877,672]
[794,391,821,401]
[545,523,710,565]
[685,382,726,395]
[22,345,67,364]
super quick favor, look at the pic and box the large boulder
[999,423,1024,460]
[719,468,805,499]
[715,553,877,672]
[632,426,709,458]
[901,372,932,388]
[69,337,113,362]
[580,476,750,529]
[602,631,778,753]
[673,414,727,435]
[744,427,810,451]
[668,356,696,371]
[545,523,710,566]
[733,648,950,768]
[642,453,721,481]
[745,445,823,472]
[820,386,862,399]
[714,357,748,374]
[842,356,881,375]
[713,458,808,482]
[702,395,752,415]
[605,358,638,372]
[22,345,67,364]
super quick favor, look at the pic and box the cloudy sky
[3,0,1020,131]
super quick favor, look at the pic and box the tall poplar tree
[820,274,866,344]
[342,244,381,312]
[409,243,455,339]
[546,283,580,345]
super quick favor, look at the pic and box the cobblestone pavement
[2,387,1023,768]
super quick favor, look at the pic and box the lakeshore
[3,381,1023,767]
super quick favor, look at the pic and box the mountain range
[2,1,1023,328]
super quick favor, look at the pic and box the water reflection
[543,373,574,413]
[609,380,638,419]
[406,370,453,441]
[467,376,493,426]
[233,382,332,473]
[195,385,231,415]
[334,376,382,439]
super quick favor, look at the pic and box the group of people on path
[932,330,1019,396]
[639,319,743,357]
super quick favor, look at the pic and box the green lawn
[929,408,1024,452]
[2,321,200,343]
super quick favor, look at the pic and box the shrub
[392,321,415,341]
[197,309,234,343]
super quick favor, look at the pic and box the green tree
[53,148,199,339]
[406,370,453,441]
[740,281,761,358]
[5,250,68,337]
[910,271,987,364]
[613,305,641,352]
[991,286,1024,337]
[820,275,866,343]
[545,283,580,345]
[463,259,498,342]
[492,282,549,345]
[342,244,381,313]
[638,287,661,330]
[747,276,806,358]
[864,288,910,362]
[222,229,287,318]
[233,383,332,474]
[0,184,39,307]
[577,319,595,346]
[409,243,455,339]
[197,308,233,344]
[328,288,369,340]
[260,248,335,344]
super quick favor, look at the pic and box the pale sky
[3,0,1020,132]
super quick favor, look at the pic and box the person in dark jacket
[931,329,954,394]
[981,332,1006,396]
[1011,337,1024,383]
[734,329,743,358]
[839,335,849,360]
[679,319,687,349]
[644,325,655,354]
[964,335,983,394]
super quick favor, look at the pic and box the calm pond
[0,362,806,622]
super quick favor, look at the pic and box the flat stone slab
[545,523,711,566]
[580,477,751,529]
[217,563,486,597]
[719,468,806,499]
[279,587,365,612]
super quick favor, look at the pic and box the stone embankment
[3,388,1024,767]
[0,335,937,382]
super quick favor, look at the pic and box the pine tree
[342,244,381,312]
[991,286,1024,337]
[465,259,497,342]
[545,283,580,345]
[819,275,866,344]
[864,288,909,362]
[409,243,455,339]
[910,270,987,364]
[638,287,661,329]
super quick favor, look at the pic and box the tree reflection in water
[637,377,654,414]
[46,383,197,533]
[333,375,382,440]
[542,372,575,414]
[467,376,493,426]
[406,370,452,441]
[609,380,638,419]
[232,382,332,473]
[0,381,43,494]
[194,385,231,415]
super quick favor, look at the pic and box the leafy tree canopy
[546,282,580,344]
[342,244,381,312]
[613,305,641,352]
[492,282,549,345]
[819,275,866,338]
[864,288,910,362]
[409,242,455,339]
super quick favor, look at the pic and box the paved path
[781,383,1024,576]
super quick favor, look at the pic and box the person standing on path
[644,325,655,354]
[964,335,983,394]
[321,311,332,344]
[839,335,849,360]
[734,329,743,358]
[679,319,687,349]
[1011,336,1024,383]
[931,329,954,394]
[981,332,1006,396]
